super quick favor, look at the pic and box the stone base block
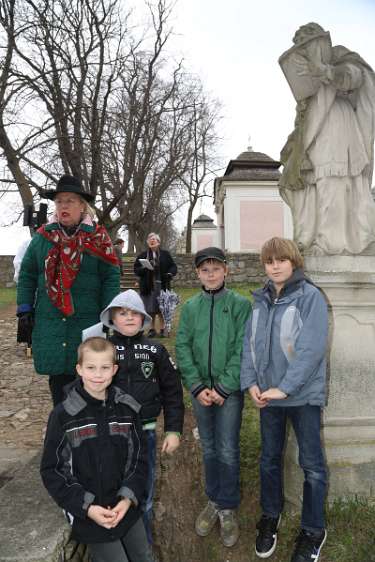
[284,417,375,511]
[284,256,375,509]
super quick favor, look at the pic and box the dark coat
[40,381,148,544]
[109,331,184,433]
[134,249,177,295]
[16,222,120,376]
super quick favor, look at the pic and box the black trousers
[48,374,76,406]
[88,518,153,562]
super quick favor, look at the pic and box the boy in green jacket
[176,247,251,548]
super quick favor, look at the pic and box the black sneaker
[148,328,156,338]
[291,529,327,562]
[255,514,281,558]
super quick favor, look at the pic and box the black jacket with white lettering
[40,380,148,544]
[109,331,184,433]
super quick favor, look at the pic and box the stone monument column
[278,23,375,506]
[284,256,375,505]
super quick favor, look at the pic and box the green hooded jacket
[176,288,251,396]
[17,223,120,376]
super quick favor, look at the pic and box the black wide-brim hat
[41,174,95,203]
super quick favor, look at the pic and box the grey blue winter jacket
[240,270,328,407]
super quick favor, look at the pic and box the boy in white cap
[99,290,184,544]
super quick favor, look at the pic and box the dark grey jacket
[134,249,177,295]
[40,380,148,544]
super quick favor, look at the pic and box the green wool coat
[17,223,120,376]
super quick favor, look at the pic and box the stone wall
[0,253,266,287]
[173,252,265,286]
[0,256,15,287]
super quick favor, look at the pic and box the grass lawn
[1,283,374,560]
[168,285,375,562]
[0,287,16,308]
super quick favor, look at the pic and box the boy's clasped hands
[88,498,132,529]
[249,385,287,408]
[197,388,225,407]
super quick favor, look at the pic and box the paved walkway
[0,306,51,479]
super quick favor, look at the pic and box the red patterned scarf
[38,222,119,316]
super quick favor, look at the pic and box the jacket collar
[113,387,141,413]
[253,268,314,304]
[44,222,95,233]
[112,330,144,344]
[201,284,228,300]
[63,379,95,415]
[63,379,142,415]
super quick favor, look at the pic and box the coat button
[62,342,67,347]
[62,318,66,322]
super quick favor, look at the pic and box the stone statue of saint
[279,22,375,255]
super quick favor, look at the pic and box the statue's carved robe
[280,47,375,255]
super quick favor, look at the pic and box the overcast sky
[1,0,374,254]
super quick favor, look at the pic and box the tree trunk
[127,227,136,253]
[0,117,33,208]
[185,205,194,253]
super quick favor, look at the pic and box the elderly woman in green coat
[17,175,120,405]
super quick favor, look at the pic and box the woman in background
[134,233,177,337]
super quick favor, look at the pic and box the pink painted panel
[196,234,214,250]
[240,201,283,250]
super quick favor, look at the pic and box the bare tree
[98,25,200,247]
[0,0,222,245]
[0,0,34,208]
[0,0,128,206]
[180,96,222,253]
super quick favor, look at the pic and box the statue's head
[293,22,326,45]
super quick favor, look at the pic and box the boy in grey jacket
[240,237,328,562]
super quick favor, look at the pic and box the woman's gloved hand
[16,311,34,344]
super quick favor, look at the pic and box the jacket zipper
[97,401,106,505]
[208,293,215,388]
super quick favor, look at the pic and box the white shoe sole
[255,514,281,559]
[314,529,327,561]
[255,535,277,558]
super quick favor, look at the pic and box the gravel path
[0,306,51,479]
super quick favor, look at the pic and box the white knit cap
[100,290,152,329]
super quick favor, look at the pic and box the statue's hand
[295,57,333,84]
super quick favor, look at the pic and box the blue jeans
[260,405,327,533]
[192,391,244,509]
[142,429,156,544]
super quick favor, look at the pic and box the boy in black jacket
[40,337,153,562]
[99,289,184,543]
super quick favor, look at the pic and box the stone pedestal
[284,256,375,509]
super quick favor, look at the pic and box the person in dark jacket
[134,233,177,337]
[40,337,153,562]
[240,237,328,562]
[16,174,120,405]
[98,289,184,543]
[114,238,125,274]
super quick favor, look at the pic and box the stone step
[0,453,71,561]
